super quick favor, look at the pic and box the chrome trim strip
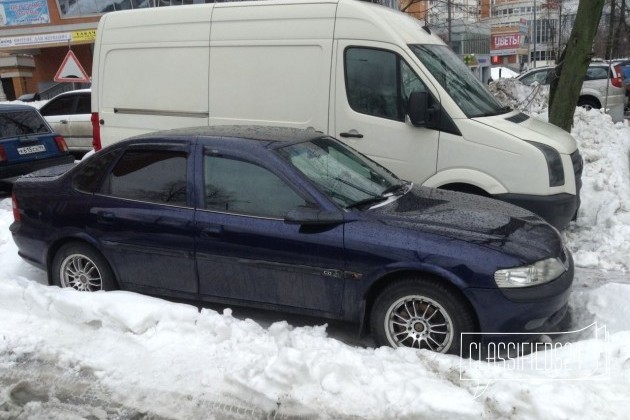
[113,108,209,118]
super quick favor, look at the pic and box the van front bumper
[494,192,579,230]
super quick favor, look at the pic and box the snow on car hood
[368,186,564,263]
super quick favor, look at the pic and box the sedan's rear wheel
[52,243,117,291]
[371,278,475,355]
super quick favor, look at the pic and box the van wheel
[577,98,600,110]
[52,243,117,292]
[370,277,476,355]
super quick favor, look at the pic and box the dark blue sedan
[10,126,573,355]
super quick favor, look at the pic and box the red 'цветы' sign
[492,34,521,50]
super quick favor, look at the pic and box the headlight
[527,141,564,187]
[494,258,567,288]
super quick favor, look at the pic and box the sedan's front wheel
[370,277,475,355]
[52,242,117,292]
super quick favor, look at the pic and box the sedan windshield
[277,137,405,208]
[410,44,507,118]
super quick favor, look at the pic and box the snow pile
[2,99,48,109]
[563,109,630,271]
[489,78,550,113]
[1,263,630,419]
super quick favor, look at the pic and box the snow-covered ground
[1,87,630,418]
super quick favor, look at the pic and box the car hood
[367,187,563,263]
[472,111,577,154]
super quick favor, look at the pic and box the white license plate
[17,144,46,155]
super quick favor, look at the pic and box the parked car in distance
[615,60,630,116]
[10,126,573,355]
[16,93,41,102]
[516,63,626,122]
[0,104,74,185]
[39,89,92,156]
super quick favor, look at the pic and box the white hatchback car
[517,63,626,122]
[39,89,92,155]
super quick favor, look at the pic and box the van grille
[505,113,530,123]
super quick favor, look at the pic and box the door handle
[97,211,115,224]
[339,131,364,139]
[200,225,223,239]
[60,119,68,124]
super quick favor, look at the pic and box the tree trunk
[548,0,605,133]
[614,0,627,55]
[606,0,617,59]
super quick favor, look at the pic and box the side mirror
[407,91,429,127]
[284,207,344,226]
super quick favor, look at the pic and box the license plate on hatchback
[17,144,46,155]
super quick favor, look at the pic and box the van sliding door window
[344,48,427,122]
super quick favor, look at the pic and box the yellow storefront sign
[71,30,97,43]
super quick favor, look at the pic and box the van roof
[99,0,444,47]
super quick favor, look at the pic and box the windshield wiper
[380,181,409,196]
[345,195,390,210]
[346,182,410,209]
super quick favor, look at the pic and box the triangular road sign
[54,50,90,83]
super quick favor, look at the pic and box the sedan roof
[131,125,327,144]
[0,103,40,112]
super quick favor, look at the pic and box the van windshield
[410,44,507,118]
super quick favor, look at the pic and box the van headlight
[527,141,564,187]
[494,258,567,288]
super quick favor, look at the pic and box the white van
[91,0,582,229]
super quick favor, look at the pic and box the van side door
[332,41,439,184]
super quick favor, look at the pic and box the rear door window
[39,95,76,117]
[101,149,188,206]
[0,110,50,139]
[76,94,91,114]
[585,67,608,81]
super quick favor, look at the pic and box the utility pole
[447,0,452,48]
[558,0,563,55]
[533,0,537,68]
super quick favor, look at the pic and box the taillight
[12,192,20,222]
[91,112,102,151]
[611,64,623,88]
[55,135,68,152]
[0,145,6,162]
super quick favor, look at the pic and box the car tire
[52,242,117,292]
[577,97,600,110]
[370,277,476,355]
